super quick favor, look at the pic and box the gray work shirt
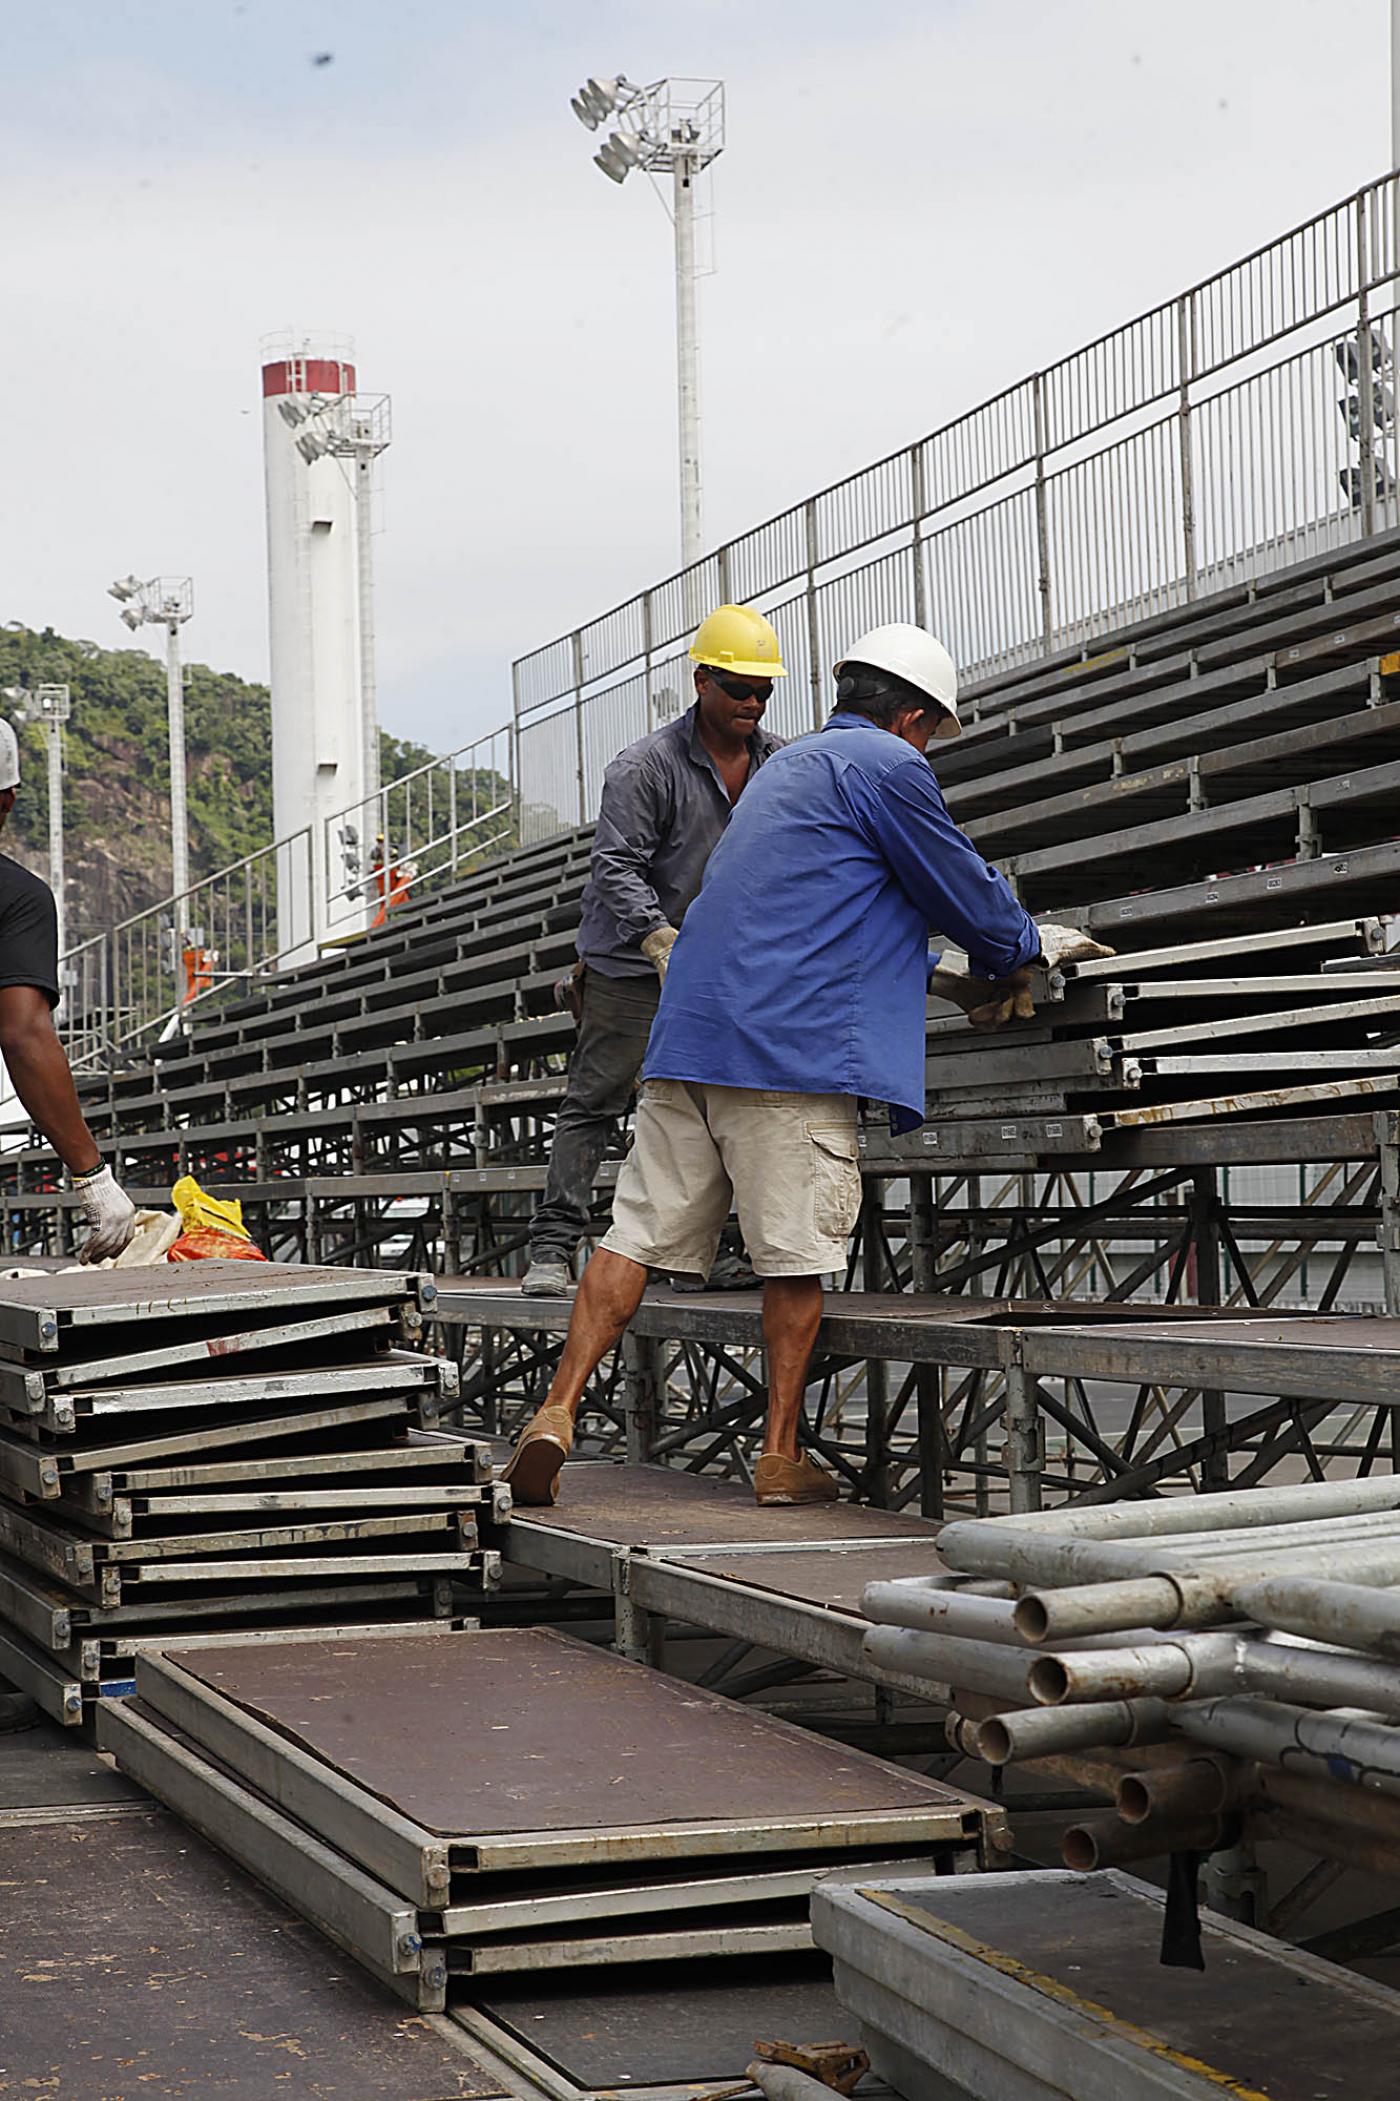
[577,703,784,976]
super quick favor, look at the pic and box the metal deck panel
[469,1959,844,2086]
[136,1628,989,1899]
[163,1627,970,1835]
[0,1260,427,1354]
[502,1463,941,1568]
[815,1871,1400,2101]
[0,1807,499,2098]
[656,1543,945,1617]
[0,1717,147,1811]
[0,1302,400,1400]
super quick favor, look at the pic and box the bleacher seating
[5,528,1400,1284]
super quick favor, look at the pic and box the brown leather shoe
[754,1452,840,1506]
[499,1404,575,1506]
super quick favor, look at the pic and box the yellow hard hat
[690,604,787,679]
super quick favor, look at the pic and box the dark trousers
[529,966,661,1262]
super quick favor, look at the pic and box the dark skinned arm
[0,984,102,1173]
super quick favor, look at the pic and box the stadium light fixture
[567,75,725,574]
[108,574,195,932]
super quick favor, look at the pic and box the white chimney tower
[260,331,389,956]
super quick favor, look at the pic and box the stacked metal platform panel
[813,1868,1400,2101]
[0,1262,499,1720]
[97,1624,1002,2006]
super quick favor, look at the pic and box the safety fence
[512,169,1400,842]
[60,831,314,1071]
[322,723,516,926]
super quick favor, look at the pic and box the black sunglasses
[709,671,774,704]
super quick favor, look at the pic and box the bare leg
[760,1275,823,1458]
[544,1248,650,1424]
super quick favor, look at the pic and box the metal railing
[511,168,1400,843]
[322,723,516,925]
[60,829,314,1071]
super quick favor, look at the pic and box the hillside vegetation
[0,625,443,947]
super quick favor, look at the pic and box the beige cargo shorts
[601,1080,862,1279]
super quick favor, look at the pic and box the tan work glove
[73,1164,139,1264]
[929,962,1033,1033]
[641,924,680,984]
[1036,923,1116,970]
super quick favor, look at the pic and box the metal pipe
[1029,1633,1245,1708]
[941,1475,1400,1558]
[859,1625,1034,1702]
[1116,1757,1235,1825]
[975,1697,1172,1767]
[1178,1696,1400,1797]
[860,1589,1028,1645]
[1237,1575,1400,1661]
[1015,1576,1189,1643]
[1062,1809,1224,1872]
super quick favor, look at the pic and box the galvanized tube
[1239,1640,1400,1719]
[976,1698,1172,1766]
[859,1626,1035,1702]
[1028,1632,1245,1708]
[1062,1809,1224,1871]
[860,1587,1026,1645]
[1178,1696,1400,1797]
[1116,1757,1234,1825]
[1014,1577,1187,1643]
[950,1474,1400,1548]
[1237,1575,1400,1660]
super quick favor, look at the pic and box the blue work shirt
[644,712,1041,1133]
[576,705,784,977]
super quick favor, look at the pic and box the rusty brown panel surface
[880,1874,1400,2096]
[475,1956,844,2084]
[670,1543,945,1617]
[0,1809,500,2098]
[509,1463,941,1548]
[167,1628,956,1835]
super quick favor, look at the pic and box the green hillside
[0,625,445,948]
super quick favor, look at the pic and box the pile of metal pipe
[861,1478,1400,1872]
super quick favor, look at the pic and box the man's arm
[588,756,675,950]
[0,985,102,1171]
[0,987,137,1261]
[865,766,1042,979]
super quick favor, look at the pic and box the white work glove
[73,1164,139,1265]
[641,924,680,985]
[1036,923,1116,970]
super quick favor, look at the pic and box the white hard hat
[0,720,20,792]
[835,623,961,739]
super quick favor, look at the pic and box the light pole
[108,575,194,932]
[277,392,392,810]
[3,683,71,964]
[571,74,725,574]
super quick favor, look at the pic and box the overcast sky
[2,0,1389,753]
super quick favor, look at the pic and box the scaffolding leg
[1203,1836,1268,1927]
[1004,1357,1043,1514]
[1192,1170,1228,1490]
[621,1332,659,1465]
[909,1176,945,1519]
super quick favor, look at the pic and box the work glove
[72,1164,139,1265]
[1035,923,1116,970]
[553,959,585,1027]
[928,962,1033,1034]
[641,924,680,985]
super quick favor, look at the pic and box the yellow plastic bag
[167,1176,266,1263]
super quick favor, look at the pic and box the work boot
[521,1256,575,1298]
[499,1404,575,1506]
[754,1452,840,1507]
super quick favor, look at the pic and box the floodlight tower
[3,683,71,964]
[570,74,725,574]
[260,334,391,954]
[108,575,194,932]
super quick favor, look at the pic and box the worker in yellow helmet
[522,606,786,1298]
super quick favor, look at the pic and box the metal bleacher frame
[5,524,1400,1530]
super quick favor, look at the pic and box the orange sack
[168,1225,268,1263]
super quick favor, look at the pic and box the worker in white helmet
[503,623,1109,1508]
[522,604,787,1299]
[0,718,137,1261]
